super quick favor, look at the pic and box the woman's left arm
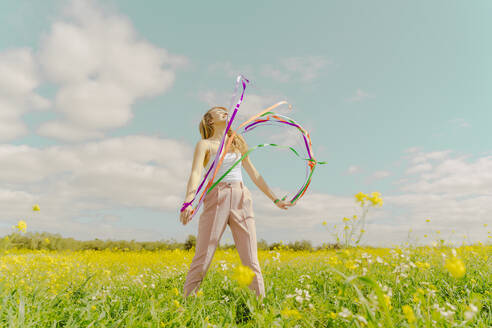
[242,154,294,210]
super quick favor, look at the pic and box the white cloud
[262,56,331,83]
[261,66,290,83]
[198,91,283,121]
[0,48,51,141]
[448,118,471,128]
[405,163,432,174]
[404,146,419,154]
[36,0,188,141]
[209,56,331,84]
[401,152,492,196]
[208,61,254,79]
[346,88,375,102]
[347,165,361,174]
[240,148,492,247]
[0,135,192,237]
[372,170,391,179]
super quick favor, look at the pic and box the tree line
[0,232,348,252]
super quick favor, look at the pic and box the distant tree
[184,234,196,250]
[257,239,269,251]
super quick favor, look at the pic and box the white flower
[338,307,352,318]
[445,302,457,311]
[464,303,478,321]
[355,315,368,324]
[440,310,454,320]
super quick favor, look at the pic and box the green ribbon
[206,142,328,202]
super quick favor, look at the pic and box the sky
[0,0,491,247]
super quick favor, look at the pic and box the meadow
[0,243,490,327]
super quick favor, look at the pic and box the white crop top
[203,152,243,183]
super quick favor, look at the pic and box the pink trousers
[183,180,265,298]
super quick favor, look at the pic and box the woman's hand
[274,199,295,210]
[180,207,193,225]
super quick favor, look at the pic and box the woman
[180,106,294,299]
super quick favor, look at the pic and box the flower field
[0,244,490,327]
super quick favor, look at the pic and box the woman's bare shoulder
[196,139,212,154]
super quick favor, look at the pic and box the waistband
[216,180,244,188]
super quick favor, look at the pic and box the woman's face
[208,107,228,125]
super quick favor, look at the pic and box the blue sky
[0,0,490,247]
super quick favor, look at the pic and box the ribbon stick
[183,75,250,220]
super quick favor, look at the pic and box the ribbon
[181,74,327,221]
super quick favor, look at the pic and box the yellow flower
[322,221,327,226]
[197,290,203,297]
[281,308,302,320]
[383,294,392,310]
[173,300,180,307]
[423,234,428,238]
[344,226,350,230]
[15,220,27,233]
[355,192,367,203]
[353,215,357,220]
[425,219,430,223]
[91,305,96,311]
[327,312,337,319]
[172,287,179,296]
[232,265,255,287]
[360,229,365,233]
[32,204,40,211]
[328,256,339,266]
[484,223,488,227]
[402,305,416,323]
[370,191,381,198]
[44,238,50,244]
[343,217,350,222]
[368,192,383,206]
[345,260,357,270]
[444,257,466,278]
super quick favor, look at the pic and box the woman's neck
[210,122,227,140]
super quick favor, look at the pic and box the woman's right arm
[183,140,207,204]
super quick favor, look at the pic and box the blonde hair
[199,106,248,167]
